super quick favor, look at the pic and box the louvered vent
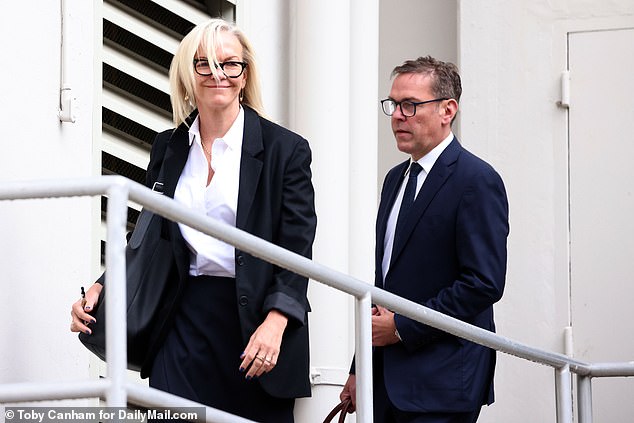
[100,0,235,261]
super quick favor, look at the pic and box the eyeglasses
[193,59,247,78]
[380,98,449,117]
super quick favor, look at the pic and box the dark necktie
[393,162,422,243]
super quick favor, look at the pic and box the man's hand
[372,305,400,346]
[340,374,357,413]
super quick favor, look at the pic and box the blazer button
[237,255,245,266]
[239,295,248,306]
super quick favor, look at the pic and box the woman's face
[193,31,247,113]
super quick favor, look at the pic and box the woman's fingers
[70,298,94,334]
[69,283,102,335]
[240,344,278,378]
[239,328,282,378]
[238,310,287,378]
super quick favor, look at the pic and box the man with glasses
[341,56,509,423]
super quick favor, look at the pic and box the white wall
[237,0,291,125]
[459,1,634,422]
[0,0,97,400]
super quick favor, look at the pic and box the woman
[71,18,316,422]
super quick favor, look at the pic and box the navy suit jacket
[142,106,316,398]
[377,138,509,412]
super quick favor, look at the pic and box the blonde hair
[169,18,265,127]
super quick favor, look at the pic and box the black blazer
[143,106,316,398]
[377,138,509,412]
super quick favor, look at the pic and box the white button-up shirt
[174,108,244,277]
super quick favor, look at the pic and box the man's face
[388,73,453,160]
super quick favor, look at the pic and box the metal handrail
[1,176,634,423]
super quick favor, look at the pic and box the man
[341,56,509,422]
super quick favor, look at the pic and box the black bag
[78,207,176,373]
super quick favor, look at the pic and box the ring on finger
[255,356,264,362]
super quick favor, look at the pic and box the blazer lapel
[390,138,462,262]
[377,160,409,265]
[159,119,193,284]
[236,107,264,230]
[162,119,195,199]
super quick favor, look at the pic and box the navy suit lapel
[377,160,409,265]
[390,138,462,263]
[236,107,264,230]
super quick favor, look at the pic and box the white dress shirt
[382,132,455,281]
[173,108,244,277]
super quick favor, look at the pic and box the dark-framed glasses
[193,59,247,78]
[380,98,449,117]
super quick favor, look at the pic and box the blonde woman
[72,18,316,422]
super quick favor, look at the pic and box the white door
[569,27,634,422]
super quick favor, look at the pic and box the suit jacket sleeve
[394,164,509,350]
[261,138,316,326]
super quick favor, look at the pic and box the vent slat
[103,63,172,116]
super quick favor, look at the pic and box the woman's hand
[239,309,288,379]
[70,283,102,335]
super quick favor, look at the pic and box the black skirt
[150,275,294,422]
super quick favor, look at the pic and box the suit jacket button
[239,295,248,306]
[237,255,245,266]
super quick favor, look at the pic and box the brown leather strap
[323,399,353,423]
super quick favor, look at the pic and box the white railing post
[355,292,373,423]
[555,365,573,423]
[104,182,129,408]
[577,375,593,423]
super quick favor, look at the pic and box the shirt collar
[187,107,244,150]
[408,131,454,175]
